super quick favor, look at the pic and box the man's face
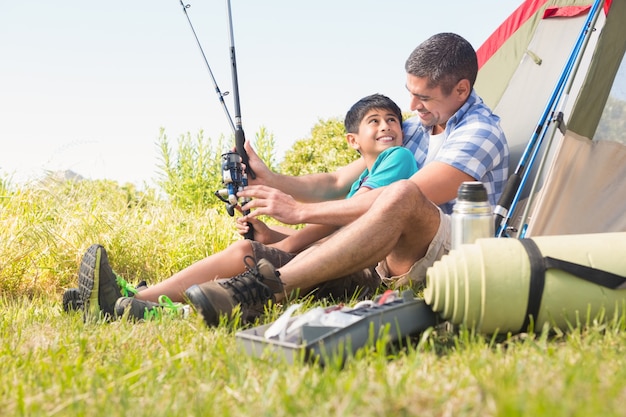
[405,74,465,131]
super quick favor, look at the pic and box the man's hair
[344,93,402,134]
[404,32,478,96]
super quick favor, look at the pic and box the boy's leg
[134,239,257,303]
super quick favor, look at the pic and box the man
[185,32,510,327]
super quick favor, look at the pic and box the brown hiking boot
[185,256,283,327]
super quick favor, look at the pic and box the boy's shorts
[375,207,451,288]
[249,241,297,269]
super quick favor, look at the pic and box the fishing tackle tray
[235,290,438,365]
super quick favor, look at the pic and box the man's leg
[185,180,441,327]
[277,180,440,293]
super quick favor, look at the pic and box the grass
[4,296,626,416]
[2,176,626,416]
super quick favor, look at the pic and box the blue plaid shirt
[402,90,509,214]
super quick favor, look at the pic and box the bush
[156,128,226,211]
[279,117,359,176]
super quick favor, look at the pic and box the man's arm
[409,161,475,205]
[239,161,474,227]
[244,141,365,202]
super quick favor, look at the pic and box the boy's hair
[344,94,402,134]
[404,32,478,96]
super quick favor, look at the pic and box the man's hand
[244,141,274,186]
[238,185,303,225]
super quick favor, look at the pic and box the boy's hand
[236,216,273,244]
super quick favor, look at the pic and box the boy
[69,93,418,322]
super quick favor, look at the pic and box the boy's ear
[346,133,360,151]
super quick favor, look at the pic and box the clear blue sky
[0,0,523,186]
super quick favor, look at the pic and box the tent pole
[517,0,605,237]
[494,0,606,237]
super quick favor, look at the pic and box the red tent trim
[544,5,590,18]
[476,0,549,69]
[476,0,612,69]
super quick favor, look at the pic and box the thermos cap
[457,181,488,202]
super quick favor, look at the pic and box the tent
[473,0,626,237]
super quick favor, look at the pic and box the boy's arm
[235,217,297,244]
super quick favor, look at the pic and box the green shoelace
[143,295,187,321]
[115,275,139,298]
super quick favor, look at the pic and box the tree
[279,117,359,176]
[595,95,626,145]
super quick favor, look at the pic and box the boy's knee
[230,239,254,257]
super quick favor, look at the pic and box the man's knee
[377,180,429,216]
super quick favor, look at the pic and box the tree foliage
[595,95,626,145]
[279,117,359,176]
[156,126,279,211]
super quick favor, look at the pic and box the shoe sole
[78,244,102,319]
[185,285,220,327]
[62,288,82,312]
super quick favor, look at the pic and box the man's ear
[346,133,360,151]
[455,79,471,101]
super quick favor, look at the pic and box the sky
[0,0,524,187]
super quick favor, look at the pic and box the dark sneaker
[78,244,123,319]
[62,288,82,312]
[115,295,189,321]
[185,256,284,327]
[62,280,146,315]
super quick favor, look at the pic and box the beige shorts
[375,207,451,288]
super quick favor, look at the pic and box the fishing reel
[215,151,251,217]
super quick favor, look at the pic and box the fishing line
[178,0,235,134]
[177,0,255,239]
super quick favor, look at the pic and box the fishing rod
[494,0,604,238]
[178,0,255,240]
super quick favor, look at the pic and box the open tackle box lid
[235,290,438,365]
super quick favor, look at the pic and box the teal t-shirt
[346,147,418,198]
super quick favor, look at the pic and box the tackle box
[235,290,438,365]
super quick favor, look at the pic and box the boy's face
[347,108,403,158]
[405,73,470,132]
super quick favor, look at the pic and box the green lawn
[3,295,626,416]
[2,177,626,416]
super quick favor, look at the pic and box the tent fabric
[525,131,626,236]
[478,8,603,178]
[476,0,548,69]
[568,0,626,137]
[474,0,625,236]
[475,0,602,110]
